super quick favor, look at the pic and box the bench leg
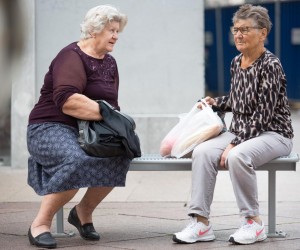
[52,208,75,238]
[267,169,286,238]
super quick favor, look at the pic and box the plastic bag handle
[199,99,211,109]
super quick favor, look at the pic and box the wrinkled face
[93,21,120,53]
[232,18,266,54]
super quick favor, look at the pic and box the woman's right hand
[197,96,217,109]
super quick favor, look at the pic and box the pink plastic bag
[160,101,224,158]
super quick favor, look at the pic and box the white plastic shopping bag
[159,102,200,157]
[160,100,224,158]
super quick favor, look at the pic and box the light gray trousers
[188,131,293,218]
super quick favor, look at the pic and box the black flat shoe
[68,206,100,241]
[28,227,57,249]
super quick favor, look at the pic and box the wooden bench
[54,152,299,238]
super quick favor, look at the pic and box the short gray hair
[232,4,272,34]
[80,5,128,39]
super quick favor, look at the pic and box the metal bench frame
[54,152,299,238]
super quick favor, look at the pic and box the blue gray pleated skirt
[27,122,131,195]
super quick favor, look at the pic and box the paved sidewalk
[0,111,299,249]
[0,201,300,250]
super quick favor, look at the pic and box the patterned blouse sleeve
[215,95,231,111]
[230,60,282,145]
[214,59,235,112]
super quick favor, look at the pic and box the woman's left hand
[220,144,235,169]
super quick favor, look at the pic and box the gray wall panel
[11,0,204,167]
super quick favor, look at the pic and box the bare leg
[195,215,209,226]
[75,187,113,224]
[248,216,262,225]
[31,189,78,237]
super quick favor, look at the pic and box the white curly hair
[80,5,128,39]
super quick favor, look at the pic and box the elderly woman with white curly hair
[27,5,128,249]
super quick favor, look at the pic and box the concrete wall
[11,0,204,168]
[11,0,36,169]
[0,1,12,164]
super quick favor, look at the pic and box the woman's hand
[197,96,217,109]
[220,143,235,169]
[62,93,102,121]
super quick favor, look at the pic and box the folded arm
[62,93,102,121]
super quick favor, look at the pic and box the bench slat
[129,152,299,171]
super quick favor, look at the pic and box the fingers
[220,144,236,169]
[197,103,203,109]
[197,96,211,109]
[219,155,227,169]
[198,96,216,106]
[204,96,216,106]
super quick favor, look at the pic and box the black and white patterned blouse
[215,50,294,145]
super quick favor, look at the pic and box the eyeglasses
[230,26,263,35]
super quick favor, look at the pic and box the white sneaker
[173,217,216,244]
[229,219,267,245]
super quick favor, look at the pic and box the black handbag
[78,100,141,159]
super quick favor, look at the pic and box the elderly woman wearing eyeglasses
[173,4,293,245]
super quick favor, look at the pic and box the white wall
[11,0,36,169]
[11,0,205,168]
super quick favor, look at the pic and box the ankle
[246,216,262,225]
[30,224,50,237]
[193,215,209,226]
[75,205,92,224]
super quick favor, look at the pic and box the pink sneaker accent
[199,227,212,236]
[229,219,267,245]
